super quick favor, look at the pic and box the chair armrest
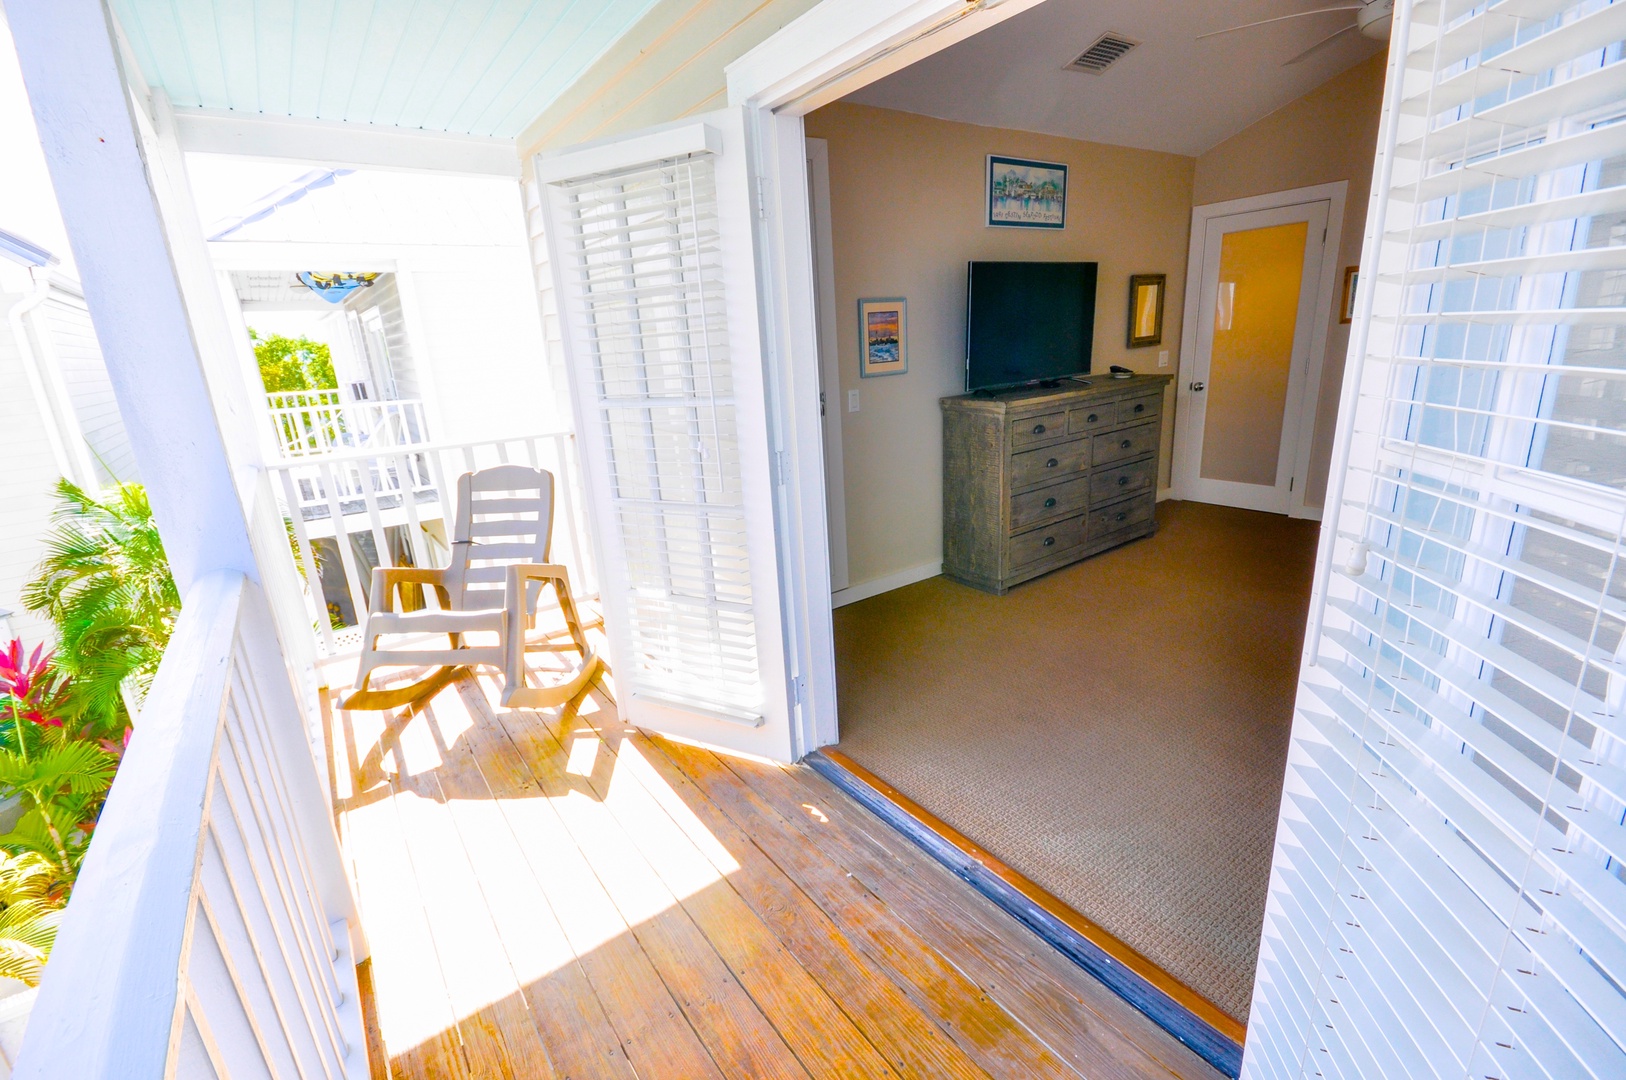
[370,566,451,613]
[506,563,573,585]
[504,564,575,619]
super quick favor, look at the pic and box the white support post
[6,0,256,592]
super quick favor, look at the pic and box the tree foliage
[250,328,338,393]
[21,480,178,737]
[0,641,120,978]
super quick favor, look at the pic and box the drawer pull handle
[1134,403,1145,413]
[1044,497,1057,508]
[1116,512,1128,523]
[1043,536,1056,547]
[1087,413,1098,423]
[1120,439,1132,450]
[1046,458,1059,468]
[1032,423,1046,434]
[1118,476,1130,486]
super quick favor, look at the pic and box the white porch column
[5,0,257,590]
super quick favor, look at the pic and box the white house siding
[343,274,420,401]
[37,286,138,485]
[0,285,64,648]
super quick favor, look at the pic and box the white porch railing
[14,571,368,1079]
[266,390,431,459]
[269,431,597,655]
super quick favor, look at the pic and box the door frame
[724,0,1052,756]
[805,137,850,594]
[1172,182,1347,520]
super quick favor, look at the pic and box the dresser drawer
[1089,457,1157,503]
[1088,493,1156,540]
[1010,476,1089,532]
[1010,439,1090,490]
[1067,402,1115,434]
[1091,420,1159,466]
[1118,392,1161,425]
[1009,514,1086,569]
[1009,411,1067,450]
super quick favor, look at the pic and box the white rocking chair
[342,464,599,711]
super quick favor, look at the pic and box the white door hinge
[774,449,788,487]
[756,176,769,220]
[793,675,806,704]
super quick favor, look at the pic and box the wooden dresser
[941,374,1172,594]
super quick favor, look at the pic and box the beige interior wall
[1192,51,1387,510]
[804,103,1194,590]
[517,0,822,156]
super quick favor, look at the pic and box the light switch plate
[1158,350,1170,368]
[848,389,860,413]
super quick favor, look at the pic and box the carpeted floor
[832,500,1319,1024]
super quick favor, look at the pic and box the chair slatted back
[447,465,555,612]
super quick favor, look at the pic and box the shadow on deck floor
[326,660,1226,1080]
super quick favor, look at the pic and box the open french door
[536,109,797,762]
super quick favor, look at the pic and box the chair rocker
[341,464,599,711]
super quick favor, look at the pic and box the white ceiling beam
[172,109,523,178]
[206,240,519,271]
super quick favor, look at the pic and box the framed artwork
[858,298,907,377]
[1339,265,1359,323]
[1127,273,1166,348]
[986,155,1067,229]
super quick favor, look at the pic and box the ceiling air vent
[1067,33,1138,74]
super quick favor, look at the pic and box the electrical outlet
[848,389,860,413]
[1158,350,1170,368]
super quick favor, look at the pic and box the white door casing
[537,110,797,762]
[1174,183,1346,518]
[806,138,850,594]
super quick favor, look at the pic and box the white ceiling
[845,0,1386,157]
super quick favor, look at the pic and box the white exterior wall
[0,280,61,648]
[36,284,137,485]
[402,250,561,441]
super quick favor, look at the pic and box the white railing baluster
[215,727,344,1080]
[316,460,370,627]
[14,573,368,1079]
[279,468,337,655]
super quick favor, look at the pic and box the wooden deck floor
[327,663,1225,1080]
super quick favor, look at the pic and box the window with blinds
[551,156,764,724]
[1247,3,1626,1078]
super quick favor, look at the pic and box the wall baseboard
[831,560,942,609]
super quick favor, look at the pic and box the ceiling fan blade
[1283,22,1360,64]
[1197,7,1365,41]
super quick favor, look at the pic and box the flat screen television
[965,261,1097,392]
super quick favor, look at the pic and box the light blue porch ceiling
[109,0,660,139]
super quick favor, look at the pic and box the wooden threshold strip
[810,748,1247,1079]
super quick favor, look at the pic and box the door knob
[1190,381,1206,392]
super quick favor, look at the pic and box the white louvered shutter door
[536,112,796,762]
[1247,2,1626,1078]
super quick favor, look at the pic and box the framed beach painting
[858,298,907,377]
[987,155,1067,229]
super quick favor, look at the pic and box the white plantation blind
[1248,2,1626,1079]
[551,155,764,723]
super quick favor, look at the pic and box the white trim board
[831,561,942,608]
[173,109,522,177]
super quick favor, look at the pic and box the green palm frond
[22,479,178,738]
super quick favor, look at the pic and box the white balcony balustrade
[14,572,368,1079]
[266,390,431,460]
[269,431,596,655]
